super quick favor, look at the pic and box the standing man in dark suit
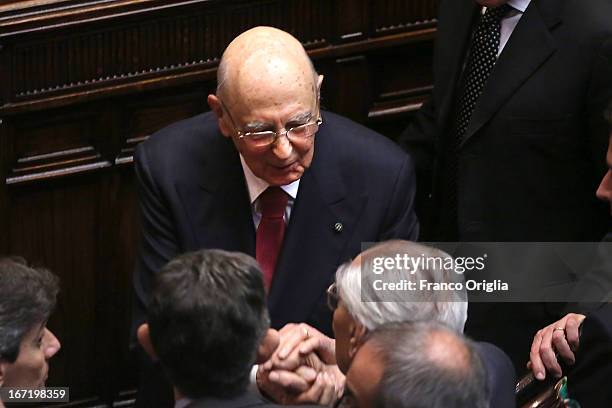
[527,104,612,406]
[400,0,612,368]
[133,26,418,405]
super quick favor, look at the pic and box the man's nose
[596,171,612,202]
[43,328,61,359]
[271,131,293,160]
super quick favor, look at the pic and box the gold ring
[553,327,565,332]
[303,327,309,338]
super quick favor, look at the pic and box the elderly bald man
[132,27,418,405]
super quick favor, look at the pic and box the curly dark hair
[0,257,59,363]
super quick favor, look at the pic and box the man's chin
[265,167,304,186]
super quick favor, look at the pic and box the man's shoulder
[137,111,219,156]
[134,111,233,174]
[475,341,516,408]
[317,111,410,168]
[549,0,612,35]
[185,392,319,408]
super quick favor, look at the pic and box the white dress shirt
[483,0,531,56]
[239,155,299,228]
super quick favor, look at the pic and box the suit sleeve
[379,154,420,241]
[132,143,180,332]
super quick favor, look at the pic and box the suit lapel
[461,0,561,147]
[267,140,367,326]
[437,0,480,125]
[176,139,255,256]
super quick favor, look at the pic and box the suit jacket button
[334,222,343,233]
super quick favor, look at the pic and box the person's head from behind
[0,258,61,388]
[331,240,467,373]
[137,249,271,400]
[207,26,323,187]
[343,321,488,408]
[596,101,612,214]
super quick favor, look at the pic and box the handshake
[256,323,345,406]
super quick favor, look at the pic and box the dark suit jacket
[186,393,316,408]
[475,342,516,408]
[566,304,612,407]
[402,0,611,241]
[400,0,612,368]
[133,110,418,337]
[185,392,318,408]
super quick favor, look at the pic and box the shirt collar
[481,0,530,14]
[507,0,530,13]
[239,155,300,204]
[174,397,192,408]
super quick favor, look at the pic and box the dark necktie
[441,5,512,239]
[256,187,289,291]
[456,4,512,143]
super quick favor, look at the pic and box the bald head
[207,27,322,186]
[347,321,488,408]
[423,328,473,374]
[217,26,318,108]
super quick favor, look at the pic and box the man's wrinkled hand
[529,313,586,380]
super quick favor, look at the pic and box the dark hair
[605,100,612,126]
[147,249,269,399]
[0,257,59,363]
[367,321,488,408]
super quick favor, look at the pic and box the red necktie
[256,187,289,291]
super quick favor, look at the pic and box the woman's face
[1,323,61,388]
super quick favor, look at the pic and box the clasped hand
[257,324,344,406]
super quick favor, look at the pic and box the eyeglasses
[219,94,322,148]
[327,282,339,311]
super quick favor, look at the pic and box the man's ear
[207,94,232,138]
[348,322,368,361]
[317,74,324,92]
[136,323,158,361]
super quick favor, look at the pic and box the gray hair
[368,321,489,408]
[0,257,59,363]
[335,240,467,332]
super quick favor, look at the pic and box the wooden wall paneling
[5,108,112,185]
[0,116,9,252]
[317,54,370,122]
[371,0,437,37]
[333,0,368,43]
[286,0,332,50]
[115,83,213,166]
[366,39,435,137]
[6,174,108,403]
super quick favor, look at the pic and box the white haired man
[258,240,515,407]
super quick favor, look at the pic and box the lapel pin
[334,222,343,233]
